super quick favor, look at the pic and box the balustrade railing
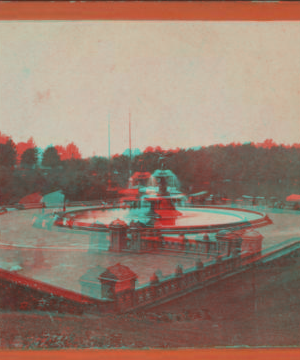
[142,233,224,257]
[128,248,264,311]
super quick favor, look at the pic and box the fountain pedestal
[144,167,182,224]
[146,199,162,219]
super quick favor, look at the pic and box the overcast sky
[0,21,299,158]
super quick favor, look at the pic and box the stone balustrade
[1,238,297,315]
[98,249,260,313]
[108,219,253,259]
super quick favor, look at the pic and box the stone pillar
[178,234,185,251]
[109,219,128,252]
[195,258,204,270]
[149,272,160,300]
[216,230,236,257]
[175,264,183,289]
[153,229,161,250]
[175,264,183,277]
[195,258,204,282]
[216,230,243,258]
[183,236,189,253]
[202,234,211,259]
[129,221,146,252]
[230,234,243,258]
[216,230,230,258]
[240,229,263,255]
[130,227,142,252]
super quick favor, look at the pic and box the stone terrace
[0,207,299,299]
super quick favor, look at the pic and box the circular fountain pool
[56,164,271,233]
[56,206,271,234]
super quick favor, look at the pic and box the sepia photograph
[0,3,300,356]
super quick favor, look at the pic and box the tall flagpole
[108,113,111,190]
[108,113,111,161]
[129,111,132,178]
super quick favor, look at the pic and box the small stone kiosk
[216,228,263,258]
[99,263,137,311]
[128,221,161,253]
[109,219,160,253]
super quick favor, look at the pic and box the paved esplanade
[0,207,299,299]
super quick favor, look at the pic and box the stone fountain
[144,156,182,225]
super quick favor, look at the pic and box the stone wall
[112,239,300,313]
[1,238,299,316]
[108,220,264,259]
[0,268,113,314]
[113,255,249,313]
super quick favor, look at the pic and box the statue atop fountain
[156,156,170,197]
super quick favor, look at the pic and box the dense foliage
[0,135,299,205]
[20,148,38,168]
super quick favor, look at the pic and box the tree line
[0,134,299,205]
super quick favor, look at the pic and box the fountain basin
[55,206,272,234]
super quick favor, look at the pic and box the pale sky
[0,21,299,158]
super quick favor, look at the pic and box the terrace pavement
[0,206,299,299]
